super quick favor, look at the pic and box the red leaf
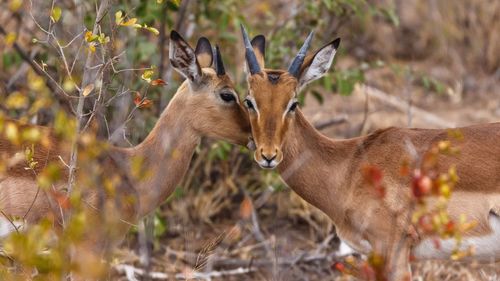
[139,98,153,108]
[444,221,455,235]
[375,185,386,198]
[411,170,432,199]
[151,79,167,86]
[331,262,345,273]
[133,92,142,107]
[133,92,153,108]
[239,196,253,220]
[418,214,434,233]
[50,190,71,210]
[362,164,383,186]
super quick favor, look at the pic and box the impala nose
[261,149,277,165]
[262,153,276,163]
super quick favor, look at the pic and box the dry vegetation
[0,0,499,280]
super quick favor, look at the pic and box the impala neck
[120,83,200,217]
[278,110,355,222]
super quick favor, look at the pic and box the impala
[240,25,500,280]
[0,31,250,277]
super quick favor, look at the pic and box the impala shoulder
[354,127,400,153]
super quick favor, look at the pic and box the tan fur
[0,67,250,275]
[245,69,500,280]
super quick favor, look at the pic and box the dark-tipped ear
[251,35,265,69]
[195,37,213,68]
[169,30,202,83]
[298,38,340,89]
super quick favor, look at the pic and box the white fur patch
[0,218,24,238]
[413,213,500,261]
[337,240,358,256]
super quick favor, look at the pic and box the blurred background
[0,0,499,280]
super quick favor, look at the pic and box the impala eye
[244,99,255,110]
[220,92,236,103]
[289,101,299,112]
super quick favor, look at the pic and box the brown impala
[240,25,500,280]
[0,31,250,277]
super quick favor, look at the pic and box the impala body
[0,31,250,277]
[240,25,500,280]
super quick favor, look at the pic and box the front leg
[385,239,412,281]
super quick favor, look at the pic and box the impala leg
[385,240,412,281]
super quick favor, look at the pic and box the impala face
[240,25,340,169]
[244,71,298,168]
[169,31,251,146]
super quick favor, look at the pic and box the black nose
[262,153,277,163]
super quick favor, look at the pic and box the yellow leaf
[172,0,181,7]
[22,128,41,143]
[8,0,22,12]
[82,84,94,97]
[5,122,19,144]
[5,32,17,46]
[85,31,98,43]
[5,91,28,109]
[88,43,96,53]
[97,33,110,44]
[144,26,160,36]
[120,18,138,27]
[84,31,93,42]
[115,10,123,25]
[28,71,46,92]
[62,77,76,92]
[141,69,155,83]
[51,6,62,23]
[157,0,164,3]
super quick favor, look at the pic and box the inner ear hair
[251,35,266,69]
[195,37,213,68]
[169,30,202,83]
[298,38,340,86]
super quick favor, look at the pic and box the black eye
[289,101,299,112]
[244,99,254,110]
[220,92,236,103]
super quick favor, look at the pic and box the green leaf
[154,214,167,238]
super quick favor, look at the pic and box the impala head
[169,30,250,145]
[240,25,340,168]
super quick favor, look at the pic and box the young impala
[240,25,500,280]
[0,31,250,277]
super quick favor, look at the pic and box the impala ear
[298,38,340,89]
[169,30,202,83]
[251,35,266,70]
[195,37,213,68]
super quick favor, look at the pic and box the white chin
[257,161,277,169]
